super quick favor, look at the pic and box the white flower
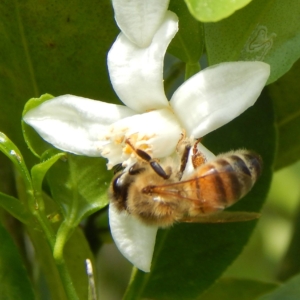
[23,12,270,273]
[112,0,170,48]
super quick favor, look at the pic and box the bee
[109,140,262,227]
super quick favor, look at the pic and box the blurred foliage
[0,221,35,300]
[257,273,300,300]
[267,59,300,170]
[205,0,300,84]
[223,161,300,280]
[199,278,278,300]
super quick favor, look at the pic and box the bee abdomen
[198,150,262,211]
[227,150,262,183]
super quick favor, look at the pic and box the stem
[122,268,148,300]
[15,170,80,300]
[32,198,80,300]
[122,231,169,299]
[27,226,68,300]
[56,262,80,300]
[53,221,74,262]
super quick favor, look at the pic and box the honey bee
[109,140,262,227]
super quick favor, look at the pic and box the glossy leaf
[0,132,31,186]
[267,58,300,169]
[168,0,204,65]
[31,149,66,198]
[0,222,35,300]
[29,149,67,221]
[0,0,118,166]
[124,90,276,299]
[47,154,111,221]
[0,132,34,218]
[257,273,300,300]
[184,0,253,22]
[199,277,278,300]
[46,154,112,259]
[205,0,300,84]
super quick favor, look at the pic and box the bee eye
[112,174,123,195]
[111,172,131,209]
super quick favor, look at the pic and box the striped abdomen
[142,150,262,217]
[187,150,262,214]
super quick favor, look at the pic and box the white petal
[109,203,158,272]
[101,108,182,167]
[23,95,135,156]
[108,11,178,112]
[112,0,170,48]
[170,62,270,138]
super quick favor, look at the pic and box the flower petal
[112,0,170,48]
[170,61,270,138]
[23,95,135,156]
[101,108,182,168]
[109,203,158,272]
[108,11,178,112]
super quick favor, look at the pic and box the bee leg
[192,138,207,169]
[125,139,171,179]
[177,143,191,180]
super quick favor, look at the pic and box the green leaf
[0,0,118,166]
[22,94,56,158]
[199,277,278,300]
[0,132,32,193]
[205,0,300,84]
[0,149,29,223]
[267,58,300,169]
[47,154,111,222]
[46,154,112,259]
[124,90,276,299]
[31,149,66,207]
[257,273,300,300]
[168,0,204,65]
[0,192,30,224]
[0,221,35,300]
[184,0,252,22]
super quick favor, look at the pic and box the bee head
[109,163,146,211]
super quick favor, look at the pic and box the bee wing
[180,211,260,224]
[150,166,255,214]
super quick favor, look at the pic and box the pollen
[114,135,125,144]
[123,144,133,155]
